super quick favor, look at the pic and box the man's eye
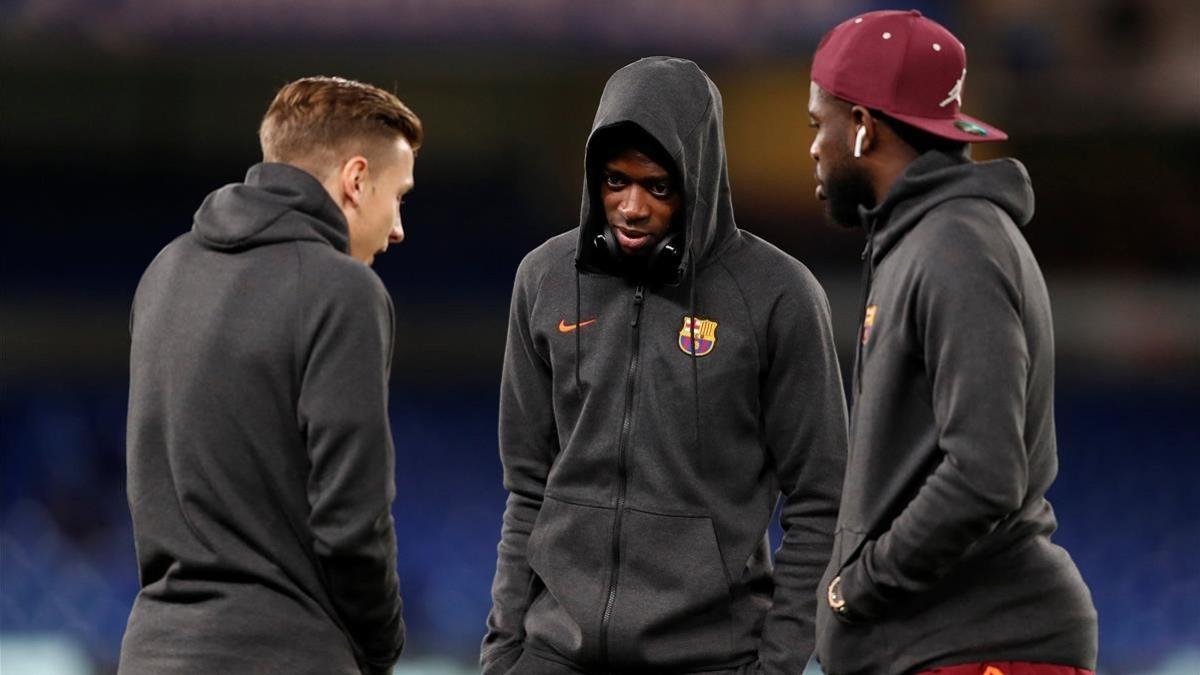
[649,183,673,198]
[605,174,627,189]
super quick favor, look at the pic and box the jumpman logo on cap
[940,68,965,108]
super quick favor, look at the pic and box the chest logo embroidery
[679,316,718,357]
[558,318,597,333]
[862,305,878,345]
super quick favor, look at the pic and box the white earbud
[854,126,866,158]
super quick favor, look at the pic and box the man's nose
[389,216,404,244]
[619,187,650,222]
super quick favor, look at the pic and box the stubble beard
[822,160,876,229]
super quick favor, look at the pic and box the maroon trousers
[919,663,1094,675]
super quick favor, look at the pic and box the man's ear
[850,106,877,158]
[339,156,370,208]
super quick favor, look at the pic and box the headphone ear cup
[647,231,684,282]
[594,228,621,265]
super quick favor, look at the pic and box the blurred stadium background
[2,0,1198,673]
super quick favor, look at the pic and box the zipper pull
[860,239,871,261]
[630,285,645,327]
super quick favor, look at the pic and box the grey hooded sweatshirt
[814,151,1098,674]
[120,163,404,675]
[482,57,848,674]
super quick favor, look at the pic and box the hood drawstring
[688,241,701,461]
[853,217,877,403]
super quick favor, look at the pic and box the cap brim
[885,110,1008,143]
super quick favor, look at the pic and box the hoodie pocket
[815,528,891,674]
[525,495,612,663]
[607,508,733,668]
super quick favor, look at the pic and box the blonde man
[120,76,421,675]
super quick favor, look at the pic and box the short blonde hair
[259,76,423,176]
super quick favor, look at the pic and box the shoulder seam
[530,240,575,314]
[985,200,1027,320]
[914,199,1027,320]
[714,255,766,368]
[291,241,306,411]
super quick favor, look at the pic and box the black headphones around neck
[591,227,685,285]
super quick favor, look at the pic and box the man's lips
[815,176,826,200]
[615,226,653,252]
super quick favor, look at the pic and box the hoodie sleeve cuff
[834,546,890,624]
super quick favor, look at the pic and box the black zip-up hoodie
[120,163,404,675]
[482,57,848,674]
[814,151,1098,674]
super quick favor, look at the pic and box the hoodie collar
[860,150,1035,265]
[575,57,737,281]
[192,163,350,253]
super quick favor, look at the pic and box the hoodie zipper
[598,283,644,669]
[853,231,875,399]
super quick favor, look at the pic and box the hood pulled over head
[576,57,736,283]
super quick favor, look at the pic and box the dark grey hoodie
[482,57,848,674]
[814,151,1098,674]
[120,163,404,675]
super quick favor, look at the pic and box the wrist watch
[827,575,848,615]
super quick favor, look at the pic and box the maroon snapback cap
[812,9,1007,143]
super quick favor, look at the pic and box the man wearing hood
[482,57,848,674]
[120,76,420,675]
[806,11,1098,675]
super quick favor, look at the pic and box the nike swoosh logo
[558,319,597,333]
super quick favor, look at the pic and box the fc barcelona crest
[862,305,877,345]
[679,316,718,357]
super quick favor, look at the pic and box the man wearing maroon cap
[806,10,1098,675]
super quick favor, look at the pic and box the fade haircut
[259,76,423,179]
